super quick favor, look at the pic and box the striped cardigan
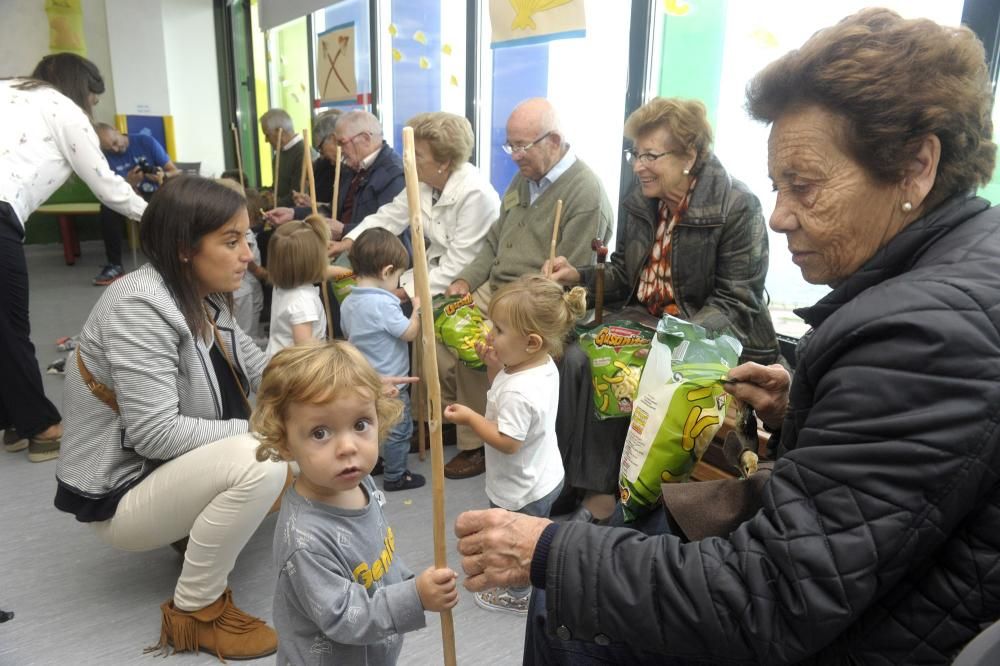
[56,264,266,518]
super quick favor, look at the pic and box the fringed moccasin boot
[146,588,277,662]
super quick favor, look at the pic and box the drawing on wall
[317,22,358,104]
[490,0,586,49]
[46,0,87,56]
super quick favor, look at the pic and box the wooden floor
[0,241,528,665]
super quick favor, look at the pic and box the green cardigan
[459,158,613,293]
[274,140,308,208]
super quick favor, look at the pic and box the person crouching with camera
[92,122,180,285]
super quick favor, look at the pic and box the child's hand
[475,340,501,370]
[443,403,473,425]
[415,567,459,612]
[411,296,421,315]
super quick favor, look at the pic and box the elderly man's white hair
[335,110,384,138]
[260,108,294,134]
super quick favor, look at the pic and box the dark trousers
[99,204,125,266]
[0,203,61,438]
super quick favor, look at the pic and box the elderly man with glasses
[441,97,614,480]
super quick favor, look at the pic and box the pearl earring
[901,201,913,212]
[682,168,690,176]
[437,168,442,174]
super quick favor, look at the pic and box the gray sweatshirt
[272,478,426,665]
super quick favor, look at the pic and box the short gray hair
[313,109,342,147]
[335,110,383,138]
[260,108,294,134]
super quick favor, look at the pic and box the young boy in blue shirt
[341,228,425,491]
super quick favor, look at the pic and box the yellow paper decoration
[663,0,691,16]
[419,57,431,70]
[442,43,453,55]
[413,30,427,45]
[750,28,779,49]
[392,48,403,62]
[450,74,459,87]
[388,23,398,37]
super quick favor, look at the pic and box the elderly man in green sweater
[441,97,613,479]
[260,108,309,208]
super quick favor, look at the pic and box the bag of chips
[618,315,742,522]
[579,321,655,420]
[433,294,491,370]
[331,272,356,303]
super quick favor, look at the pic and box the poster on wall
[489,0,586,49]
[317,22,359,105]
[46,0,87,56]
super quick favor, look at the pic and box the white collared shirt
[0,79,147,227]
[280,133,303,152]
[528,147,577,205]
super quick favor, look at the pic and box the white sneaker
[474,587,529,615]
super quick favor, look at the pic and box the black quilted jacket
[542,193,1000,664]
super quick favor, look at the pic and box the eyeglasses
[502,131,553,155]
[337,131,370,148]
[623,149,677,164]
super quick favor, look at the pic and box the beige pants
[423,283,492,451]
[91,433,288,610]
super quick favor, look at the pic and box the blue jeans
[381,388,413,483]
[491,478,564,598]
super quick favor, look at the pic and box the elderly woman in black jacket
[546,97,779,521]
[457,9,1000,664]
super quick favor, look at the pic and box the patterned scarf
[636,177,697,317]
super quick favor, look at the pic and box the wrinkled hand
[328,218,345,241]
[723,362,791,429]
[291,190,312,207]
[542,256,580,286]
[265,207,295,226]
[445,279,471,297]
[415,567,459,612]
[474,340,501,372]
[328,239,351,258]
[443,403,474,426]
[454,509,551,592]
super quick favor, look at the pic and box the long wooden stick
[332,146,342,220]
[303,130,318,216]
[415,332,428,462]
[272,128,284,205]
[299,132,308,195]
[546,198,564,276]
[402,127,456,666]
[230,123,245,189]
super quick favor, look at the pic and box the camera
[135,157,158,175]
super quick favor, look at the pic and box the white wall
[161,0,226,177]
[104,0,170,115]
[0,0,119,124]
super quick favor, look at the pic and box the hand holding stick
[591,238,608,325]
[402,127,456,666]
[546,199,563,277]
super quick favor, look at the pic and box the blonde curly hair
[252,341,403,462]
[488,275,587,359]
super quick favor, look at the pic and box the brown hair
[252,341,403,462]
[15,53,105,116]
[406,112,475,165]
[488,275,587,358]
[348,227,410,278]
[624,98,713,172]
[746,8,996,208]
[139,176,246,340]
[266,216,329,289]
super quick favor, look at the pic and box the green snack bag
[618,315,742,522]
[579,321,654,419]
[332,272,356,303]
[433,294,491,370]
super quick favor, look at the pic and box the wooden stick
[547,199,563,277]
[402,126,456,666]
[332,146,342,220]
[230,123,245,189]
[303,130,318,216]
[415,333,428,462]
[272,127,283,205]
[299,131,308,195]
[321,278,335,340]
